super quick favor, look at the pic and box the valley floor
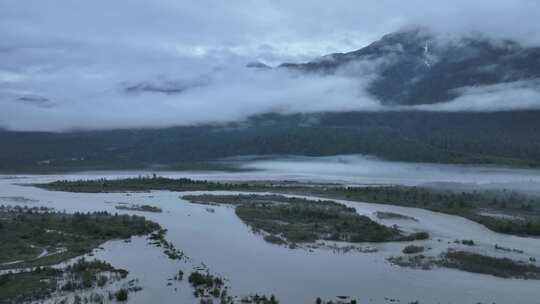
[2,162,540,303]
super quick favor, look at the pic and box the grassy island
[0,205,159,269]
[183,194,428,244]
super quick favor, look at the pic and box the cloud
[0,0,539,131]
[415,80,540,112]
[0,65,382,131]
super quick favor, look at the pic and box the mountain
[2,28,540,172]
[280,28,540,105]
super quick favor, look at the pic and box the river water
[2,156,540,304]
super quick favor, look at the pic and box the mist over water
[228,155,540,190]
[35,154,540,193]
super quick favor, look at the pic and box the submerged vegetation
[389,250,540,280]
[115,203,163,213]
[0,258,130,303]
[148,228,188,261]
[441,251,540,279]
[183,194,428,244]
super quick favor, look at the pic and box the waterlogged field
[2,156,540,303]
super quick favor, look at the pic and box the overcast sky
[1,0,540,131]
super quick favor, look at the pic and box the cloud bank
[1,0,540,131]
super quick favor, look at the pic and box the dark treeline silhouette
[2,111,540,172]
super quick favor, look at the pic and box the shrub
[409,232,429,240]
[115,289,128,301]
[403,245,424,254]
[461,239,475,246]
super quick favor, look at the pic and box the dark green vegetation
[333,186,540,236]
[0,205,159,269]
[188,271,233,303]
[441,251,540,279]
[494,244,524,254]
[39,176,540,237]
[115,204,163,213]
[183,194,428,244]
[187,270,280,304]
[0,258,129,303]
[147,228,187,261]
[314,297,358,304]
[36,176,242,193]
[0,267,60,303]
[3,110,540,173]
[239,294,279,304]
[389,250,540,280]
[402,245,425,254]
[0,208,155,303]
[461,239,475,246]
[115,288,129,301]
[61,258,128,291]
[375,211,418,221]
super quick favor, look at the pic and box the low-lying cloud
[0,65,382,131]
[416,80,540,112]
[1,0,540,131]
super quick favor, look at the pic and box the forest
[2,110,540,172]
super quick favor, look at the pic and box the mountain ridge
[279,28,540,105]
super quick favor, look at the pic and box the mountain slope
[280,28,540,105]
